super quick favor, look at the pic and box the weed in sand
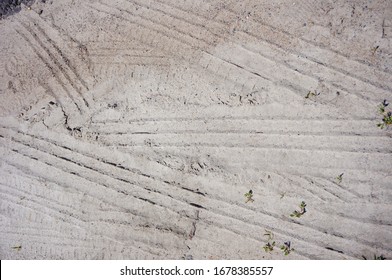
[290,201,307,218]
[244,190,254,203]
[263,241,276,253]
[281,241,294,255]
[263,230,276,253]
[377,100,392,129]
[305,90,320,99]
[336,173,344,184]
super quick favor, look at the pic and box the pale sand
[0,0,391,259]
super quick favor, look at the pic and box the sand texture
[0,0,391,259]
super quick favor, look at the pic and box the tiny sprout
[281,241,294,255]
[305,91,319,99]
[377,100,392,129]
[336,173,344,184]
[263,241,276,253]
[264,230,274,240]
[263,230,275,253]
[244,190,254,203]
[290,201,307,218]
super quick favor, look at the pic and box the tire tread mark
[153,0,392,93]
[14,29,83,114]
[17,19,90,108]
[0,126,385,255]
[0,156,189,254]
[26,15,91,91]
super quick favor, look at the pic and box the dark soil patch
[0,0,35,19]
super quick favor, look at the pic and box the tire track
[97,1,310,101]
[0,130,199,229]
[0,141,196,233]
[0,126,388,258]
[0,155,190,256]
[122,0,218,46]
[223,6,392,93]
[25,13,90,91]
[123,144,388,199]
[0,196,121,258]
[273,172,349,203]
[1,145,321,259]
[0,160,184,229]
[96,132,392,154]
[90,121,388,138]
[132,0,392,101]
[90,2,206,54]
[86,4,201,72]
[17,17,90,108]
[87,2,316,104]
[13,29,84,115]
[187,1,390,103]
[92,104,375,123]
[236,28,392,103]
[0,229,159,259]
[231,31,377,103]
[0,143,388,260]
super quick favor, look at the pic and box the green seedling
[281,241,294,255]
[290,201,307,218]
[264,230,274,240]
[336,173,344,184]
[377,112,392,129]
[263,241,276,253]
[377,100,392,129]
[378,100,388,114]
[305,90,320,99]
[263,230,275,253]
[244,190,254,203]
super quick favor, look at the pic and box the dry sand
[0,0,391,259]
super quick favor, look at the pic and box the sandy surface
[0,0,391,259]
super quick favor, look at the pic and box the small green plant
[262,230,275,253]
[263,241,276,253]
[264,230,274,240]
[244,190,254,203]
[378,99,388,113]
[336,173,344,184]
[281,241,294,255]
[290,201,307,218]
[378,112,392,129]
[305,90,320,99]
[377,100,392,129]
